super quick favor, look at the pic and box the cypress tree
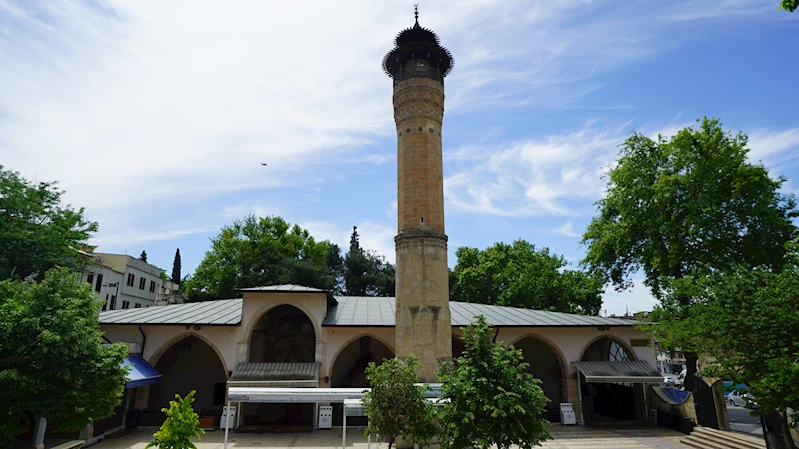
[171,249,181,284]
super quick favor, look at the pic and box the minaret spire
[414,3,419,26]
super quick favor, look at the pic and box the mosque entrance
[241,305,318,431]
[329,336,394,426]
[514,336,566,423]
[579,337,644,423]
[144,335,227,426]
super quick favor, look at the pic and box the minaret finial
[414,3,419,26]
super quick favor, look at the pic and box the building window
[95,274,103,292]
[127,273,135,287]
[134,303,141,308]
[102,301,107,311]
[110,295,117,309]
[149,280,156,293]
[139,277,146,290]
[122,301,130,309]
[87,274,94,285]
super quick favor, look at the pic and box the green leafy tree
[184,215,339,301]
[0,268,129,445]
[344,226,395,297]
[363,356,437,449]
[146,391,205,449]
[643,242,799,448]
[171,249,181,284]
[140,250,148,262]
[779,0,797,12]
[582,118,798,386]
[451,240,603,315]
[0,165,98,281]
[437,315,551,449]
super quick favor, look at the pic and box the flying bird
[260,163,268,166]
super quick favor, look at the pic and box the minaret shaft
[393,77,451,382]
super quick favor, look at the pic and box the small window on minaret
[421,217,424,224]
[406,128,411,134]
[418,127,423,132]
[429,128,434,133]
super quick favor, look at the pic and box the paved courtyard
[91,426,687,449]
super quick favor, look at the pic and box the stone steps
[681,426,766,449]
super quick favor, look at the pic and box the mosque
[95,9,661,441]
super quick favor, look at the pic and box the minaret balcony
[391,65,443,86]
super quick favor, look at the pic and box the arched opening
[580,336,642,423]
[144,336,227,426]
[243,305,318,430]
[451,336,465,359]
[249,304,316,363]
[513,336,565,422]
[330,336,394,426]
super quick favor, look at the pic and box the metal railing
[392,65,443,85]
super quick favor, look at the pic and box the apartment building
[81,252,173,310]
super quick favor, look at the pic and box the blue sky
[2,1,797,315]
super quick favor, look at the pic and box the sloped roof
[573,360,663,383]
[99,295,636,328]
[236,284,328,293]
[99,298,242,325]
[324,297,636,327]
[229,362,320,381]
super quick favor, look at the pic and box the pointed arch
[579,334,637,362]
[148,331,229,375]
[327,333,396,380]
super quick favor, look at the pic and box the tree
[0,165,98,281]
[437,315,551,449]
[0,268,129,445]
[140,250,148,263]
[582,117,798,385]
[643,243,799,448]
[343,226,395,297]
[450,240,603,315]
[146,391,205,449]
[184,215,339,301]
[363,356,437,449]
[171,249,181,284]
[779,0,797,12]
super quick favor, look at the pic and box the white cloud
[601,279,660,316]
[303,220,396,264]
[444,122,623,217]
[446,120,799,219]
[748,128,799,167]
[0,0,785,254]
[555,220,581,238]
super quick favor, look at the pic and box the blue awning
[124,355,162,388]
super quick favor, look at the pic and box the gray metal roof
[236,284,328,293]
[229,362,320,381]
[99,298,242,325]
[573,360,663,383]
[99,295,636,328]
[324,296,636,327]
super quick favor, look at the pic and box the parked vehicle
[728,389,756,408]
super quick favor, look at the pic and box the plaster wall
[498,326,656,373]
[100,324,240,374]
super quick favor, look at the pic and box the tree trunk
[683,353,698,392]
[763,411,798,449]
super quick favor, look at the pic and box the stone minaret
[383,8,454,381]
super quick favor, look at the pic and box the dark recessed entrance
[580,337,643,423]
[242,305,318,431]
[514,336,565,423]
[330,336,394,426]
